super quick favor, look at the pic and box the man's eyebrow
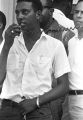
[74,9,83,12]
[15,9,30,13]
[74,9,79,12]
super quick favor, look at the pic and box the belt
[1,99,25,113]
[1,99,26,119]
[69,90,83,95]
[1,99,19,108]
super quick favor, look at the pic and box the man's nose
[18,12,24,19]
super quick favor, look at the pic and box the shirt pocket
[35,56,52,73]
[38,56,51,66]
[7,51,19,70]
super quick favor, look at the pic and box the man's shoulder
[48,19,61,31]
[46,19,63,40]
[42,33,64,55]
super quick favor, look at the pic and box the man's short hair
[41,0,53,8]
[17,0,43,11]
[0,11,6,30]
[77,0,83,3]
[78,0,83,2]
[48,0,53,8]
[75,0,83,7]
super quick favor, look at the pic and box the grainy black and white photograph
[0,0,83,120]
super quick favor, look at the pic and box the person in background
[0,11,6,93]
[40,0,63,41]
[52,0,75,55]
[40,0,68,120]
[62,0,83,120]
[53,0,75,30]
[0,0,70,120]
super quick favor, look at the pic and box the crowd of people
[0,0,83,120]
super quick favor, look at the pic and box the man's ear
[36,10,42,20]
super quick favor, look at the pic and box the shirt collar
[16,31,47,46]
[15,32,25,46]
[40,31,47,41]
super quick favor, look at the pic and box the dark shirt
[62,29,75,55]
[44,18,63,41]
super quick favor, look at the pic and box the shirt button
[21,96,26,100]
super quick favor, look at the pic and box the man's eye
[43,6,50,9]
[74,10,79,14]
[15,10,19,16]
[22,10,29,15]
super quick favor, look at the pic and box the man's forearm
[39,73,69,106]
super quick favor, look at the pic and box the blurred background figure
[52,0,75,29]
[0,11,6,54]
[40,0,63,41]
[51,0,76,56]
[62,0,83,120]
[52,0,77,55]
[40,0,65,120]
[68,0,83,119]
[0,11,6,94]
[40,1,70,120]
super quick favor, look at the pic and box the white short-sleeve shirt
[0,32,70,102]
[68,36,83,90]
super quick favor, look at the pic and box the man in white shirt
[62,0,83,120]
[0,0,70,120]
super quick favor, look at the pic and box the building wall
[0,0,16,29]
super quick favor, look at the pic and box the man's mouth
[20,22,26,27]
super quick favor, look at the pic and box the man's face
[15,1,37,32]
[40,0,52,28]
[73,1,83,31]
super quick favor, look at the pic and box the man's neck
[43,18,53,32]
[23,28,42,51]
